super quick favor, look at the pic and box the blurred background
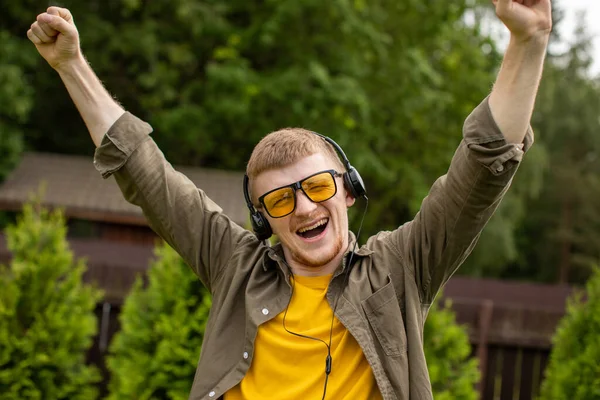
[0,1,599,399]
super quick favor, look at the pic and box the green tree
[539,267,600,399]
[0,200,102,399]
[424,297,479,400]
[510,15,600,284]
[0,29,36,180]
[461,5,600,284]
[106,242,211,400]
[3,0,499,241]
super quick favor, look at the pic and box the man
[27,1,552,399]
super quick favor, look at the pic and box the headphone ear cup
[243,174,272,241]
[250,211,272,241]
[343,167,366,199]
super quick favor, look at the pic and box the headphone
[243,133,366,241]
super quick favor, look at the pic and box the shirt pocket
[361,276,407,357]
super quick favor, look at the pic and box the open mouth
[296,218,329,239]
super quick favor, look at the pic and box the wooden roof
[0,152,247,226]
[0,233,153,302]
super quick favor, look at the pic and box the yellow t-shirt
[225,273,382,400]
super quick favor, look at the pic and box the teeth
[298,219,328,233]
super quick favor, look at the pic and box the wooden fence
[444,278,573,400]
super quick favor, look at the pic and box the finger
[36,15,59,38]
[30,22,54,43]
[27,29,43,45]
[38,21,59,38]
[38,13,75,35]
[47,6,74,25]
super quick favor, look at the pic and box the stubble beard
[290,230,344,268]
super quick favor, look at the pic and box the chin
[291,238,343,268]
[296,252,335,268]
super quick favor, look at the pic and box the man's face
[253,153,355,273]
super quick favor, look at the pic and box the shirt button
[497,164,504,172]
[243,352,249,359]
[262,308,269,315]
[209,391,216,397]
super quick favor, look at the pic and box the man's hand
[27,7,81,71]
[493,0,552,42]
[27,7,124,146]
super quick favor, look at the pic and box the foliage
[6,1,597,285]
[106,242,211,400]
[0,200,102,399]
[2,0,498,236]
[539,267,600,399]
[424,296,480,400]
[508,16,600,284]
[0,29,36,180]
[461,5,600,283]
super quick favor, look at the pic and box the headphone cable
[282,196,369,400]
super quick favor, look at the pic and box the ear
[345,190,356,208]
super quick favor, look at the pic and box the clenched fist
[493,0,552,42]
[27,7,81,71]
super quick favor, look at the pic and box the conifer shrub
[0,202,102,399]
[424,297,479,400]
[539,267,600,400]
[106,241,211,400]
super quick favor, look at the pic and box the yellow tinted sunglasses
[258,170,342,218]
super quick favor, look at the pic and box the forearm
[489,34,549,144]
[56,54,125,147]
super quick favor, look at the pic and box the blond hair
[246,128,345,183]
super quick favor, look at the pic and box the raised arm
[27,6,124,146]
[27,7,254,292]
[489,0,552,143]
[378,0,552,304]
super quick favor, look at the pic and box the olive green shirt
[94,97,533,400]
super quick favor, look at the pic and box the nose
[294,190,317,216]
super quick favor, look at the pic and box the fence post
[477,300,494,400]
[99,301,112,352]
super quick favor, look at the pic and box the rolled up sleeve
[94,112,153,178]
[463,96,534,176]
[387,96,534,305]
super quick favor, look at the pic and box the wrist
[55,51,87,76]
[508,30,550,50]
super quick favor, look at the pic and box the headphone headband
[311,132,353,173]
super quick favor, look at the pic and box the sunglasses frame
[258,169,343,218]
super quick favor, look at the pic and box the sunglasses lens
[261,171,338,218]
[263,188,295,218]
[302,172,337,203]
